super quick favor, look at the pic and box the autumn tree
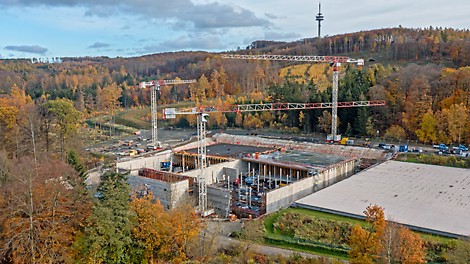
[0,85,34,156]
[235,112,243,128]
[446,104,468,143]
[416,109,437,143]
[0,157,90,263]
[397,226,426,264]
[384,125,406,141]
[190,74,209,102]
[97,82,122,114]
[349,205,426,264]
[317,110,338,134]
[348,204,386,264]
[130,192,169,263]
[43,99,82,155]
[131,193,201,263]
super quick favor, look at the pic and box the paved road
[204,220,347,263]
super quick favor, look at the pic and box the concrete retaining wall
[172,138,216,152]
[213,133,387,160]
[116,150,172,171]
[265,158,357,214]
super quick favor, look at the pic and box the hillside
[1,27,469,145]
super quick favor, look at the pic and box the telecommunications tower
[315,2,324,38]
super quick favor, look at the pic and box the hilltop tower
[315,2,324,38]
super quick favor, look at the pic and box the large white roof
[295,160,470,237]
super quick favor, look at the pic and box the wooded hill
[1,26,470,263]
[1,26,469,147]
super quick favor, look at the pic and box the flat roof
[184,143,274,158]
[295,160,470,237]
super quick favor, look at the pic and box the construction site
[117,132,388,218]
[109,53,468,238]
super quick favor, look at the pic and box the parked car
[453,144,468,151]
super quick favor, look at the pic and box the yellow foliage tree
[349,205,386,264]
[131,193,201,263]
[416,109,437,143]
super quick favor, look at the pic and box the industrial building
[295,160,470,237]
[116,132,388,218]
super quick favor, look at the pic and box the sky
[0,0,469,59]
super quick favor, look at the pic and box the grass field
[257,207,455,262]
[114,101,196,129]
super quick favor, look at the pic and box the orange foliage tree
[349,205,426,264]
[348,205,386,264]
[0,157,90,263]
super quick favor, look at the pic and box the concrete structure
[111,132,386,219]
[213,133,388,160]
[128,169,192,210]
[207,184,232,217]
[265,158,357,213]
[295,160,470,237]
[183,159,243,185]
[116,150,172,173]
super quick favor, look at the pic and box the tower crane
[220,54,365,142]
[139,79,196,147]
[163,98,385,214]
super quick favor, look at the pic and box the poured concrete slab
[262,150,349,168]
[185,143,273,158]
[295,160,470,237]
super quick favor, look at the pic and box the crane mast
[221,54,364,141]
[139,79,196,146]
[197,113,209,214]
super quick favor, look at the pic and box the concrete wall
[223,167,238,183]
[172,138,216,152]
[127,175,189,210]
[207,186,231,217]
[183,160,242,185]
[116,150,172,172]
[265,158,357,214]
[213,133,387,160]
[170,180,190,208]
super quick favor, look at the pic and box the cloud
[1,0,271,30]
[264,13,279,19]
[139,33,226,54]
[87,42,111,49]
[4,45,48,55]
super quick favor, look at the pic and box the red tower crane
[220,54,367,142]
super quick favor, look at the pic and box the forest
[0,26,470,263]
